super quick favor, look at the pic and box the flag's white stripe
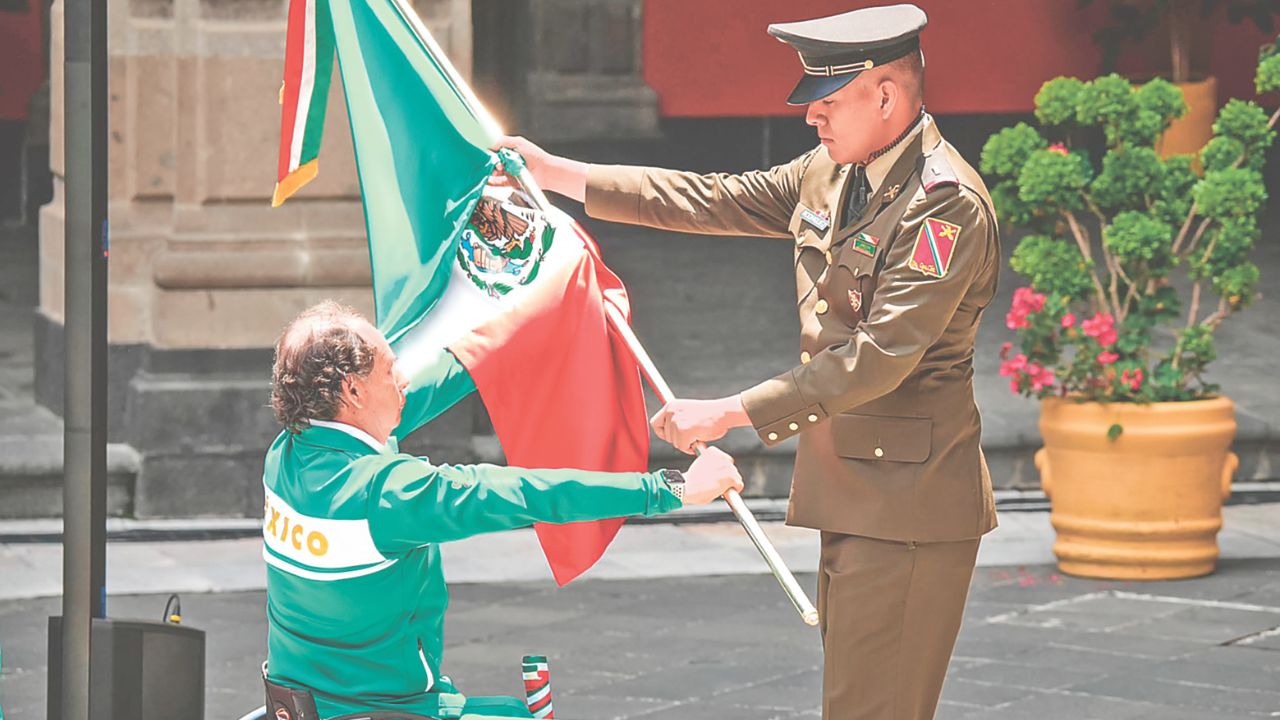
[393,204,585,375]
[288,0,318,171]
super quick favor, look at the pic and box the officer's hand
[681,447,744,505]
[491,135,551,177]
[490,136,588,203]
[651,396,750,455]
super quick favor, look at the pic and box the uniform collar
[865,112,929,194]
[304,419,391,454]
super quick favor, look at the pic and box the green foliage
[1035,78,1086,127]
[990,49,1275,404]
[1103,211,1174,273]
[990,180,1054,233]
[1214,261,1260,308]
[1010,235,1094,298]
[1017,149,1089,209]
[980,123,1046,178]
[1213,99,1275,153]
[1194,167,1268,222]
[1134,78,1187,122]
[1200,136,1246,172]
[1151,155,1197,226]
[1075,74,1134,127]
[1090,147,1164,212]
[1257,48,1280,94]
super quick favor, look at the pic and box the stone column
[38,0,475,516]
[509,0,659,142]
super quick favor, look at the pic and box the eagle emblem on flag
[458,190,555,298]
[908,217,962,279]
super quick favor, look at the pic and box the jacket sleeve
[366,457,681,552]
[740,185,997,444]
[583,150,817,238]
[392,348,476,439]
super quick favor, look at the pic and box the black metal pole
[61,0,109,711]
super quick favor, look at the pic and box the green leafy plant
[983,38,1280,403]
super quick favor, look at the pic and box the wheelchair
[234,664,440,720]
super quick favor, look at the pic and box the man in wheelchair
[260,302,743,719]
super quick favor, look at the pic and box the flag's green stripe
[331,0,497,341]
[383,0,496,148]
[300,0,336,165]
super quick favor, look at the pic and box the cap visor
[786,72,860,105]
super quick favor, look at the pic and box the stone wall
[37,0,476,515]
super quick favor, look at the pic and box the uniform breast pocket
[824,256,874,326]
[832,413,932,464]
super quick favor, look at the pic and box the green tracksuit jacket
[263,351,681,718]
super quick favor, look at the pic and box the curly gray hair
[270,301,376,434]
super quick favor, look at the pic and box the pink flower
[1029,367,1057,392]
[1000,342,1013,360]
[1047,143,1069,156]
[999,354,1028,377]
[1097,351,1120,365]
[1024,362,1057,393]
[1082,312,1118,347]
[1006,287,1047,330]
[1121,367,1145,391]
[1061,313,1076,329]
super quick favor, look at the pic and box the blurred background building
[2,0,1277,518]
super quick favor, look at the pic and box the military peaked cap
[768,4,928,105]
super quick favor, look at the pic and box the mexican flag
[272,0,649,585]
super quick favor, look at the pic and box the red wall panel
[0,0,46,121]
[643,0,1276,117]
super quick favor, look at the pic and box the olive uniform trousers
[817,532,981,720]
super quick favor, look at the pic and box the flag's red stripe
[450,224,650,586]
[277,0,308,182]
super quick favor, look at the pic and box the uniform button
[815,299,829,314]
[808,414,819,423]
[788,422,799,431]
[874,447,885,458]
[800,351,812,364]
[767,432,779,441]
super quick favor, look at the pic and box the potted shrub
[1083,0,1280,158]
[979,39,1280,580]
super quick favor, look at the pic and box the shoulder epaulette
[921,152,959,194]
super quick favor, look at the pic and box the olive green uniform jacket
[585,115,998,543]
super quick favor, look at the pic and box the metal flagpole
[387,0,818,627]
[600,302,821,627]
[60,0,111,712]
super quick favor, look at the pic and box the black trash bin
[48,616,205,720]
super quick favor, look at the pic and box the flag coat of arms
[273,0,648,585]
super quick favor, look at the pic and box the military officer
[495,5,999,718]
[261,301,743,718]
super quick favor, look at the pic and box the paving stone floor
[3,559,1279,719]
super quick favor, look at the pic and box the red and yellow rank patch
[908,217,962,279]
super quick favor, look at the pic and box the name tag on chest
[799,206,830,232]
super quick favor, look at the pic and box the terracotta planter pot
[1035,396,1237,580]
[1155,76,1218,162]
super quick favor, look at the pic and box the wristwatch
[661,469,686,501]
